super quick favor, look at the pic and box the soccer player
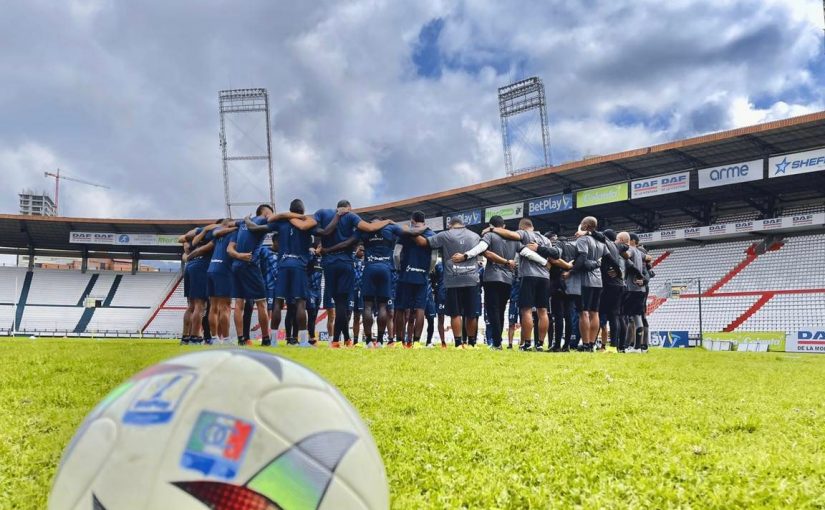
[484,219,562,351]
[313,201,393,347]
[424,280,437,346]
[205,219,238,344]
[617,232,647,353]
[592,229,627,352]
[463,215,520,349]
[507,268,521,349]
[427,217,482,348]
[395,211,435,347]
[565,217,607,352]
[350,244,365,344]
[227,204,274,346]
[181,224,215,345]
[357,219,405,347]
[432,260,447,346]
[306,245,324,342]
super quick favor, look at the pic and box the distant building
[18,190,56,216]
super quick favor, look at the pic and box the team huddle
[178,199,655,352]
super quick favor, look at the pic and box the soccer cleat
[386,341,396,348]
[507,343,513,350]
[179,339,189,346]
[440,342,447,349]
[261,339,271,347]
[535,344,544,352]
[331,341,341,349]
[344,340,353,348]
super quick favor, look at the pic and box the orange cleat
[344,340,353,348]
[331,341,341,349]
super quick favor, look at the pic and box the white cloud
[0,0,822,221]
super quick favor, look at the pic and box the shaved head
[581,216,598,231]
[518,218,534,230]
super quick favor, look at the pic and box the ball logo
[122,372,197,425]
[181,411,254,480]
[118,234,130,244]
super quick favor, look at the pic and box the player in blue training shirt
[306,246,324,342]
[204,219,238,344]
[432,260,447,347]
[227,204,273,346]
[357,219,405,347]
[312,200,393,347]
[349,245,365,345]
[394,211,435,347]
[180,224,216,345]
[424,280,437,346]
[507,269,521,349]
[258,241,280,340]
[245,199,317,346]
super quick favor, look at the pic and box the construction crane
[44,168,110,216]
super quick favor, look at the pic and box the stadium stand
[0,267,178,336]
[647,232,825,335]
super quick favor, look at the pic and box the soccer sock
[243,301,253,340]
[237,335,244,343]
[468,335,476,346]
[298,330,309,344]
[426,317,434,343]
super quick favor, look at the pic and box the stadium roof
[0,214,211,259]
[1,111,825,260]
[357,111,825,232]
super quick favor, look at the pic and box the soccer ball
[49,350,389,509]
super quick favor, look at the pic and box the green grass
[1,339,824,509]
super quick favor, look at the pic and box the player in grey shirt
[619,232,648,353]
[566,216,607,352]
[487,218,571,351]
[455,215,520,348]
[427,217,481,347]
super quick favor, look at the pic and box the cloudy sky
[1,0,823,220]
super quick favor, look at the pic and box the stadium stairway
[102,274,122,307]
[651,250,671,268]
[704,243,761,296]
[141,273,183,333]
[14,271,33,330]
[723,292,775,332]
[76,274,99,306]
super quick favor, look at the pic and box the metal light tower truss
[498,77,551,176]
[219,88,275,217]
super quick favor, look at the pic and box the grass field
[1,339,824,509]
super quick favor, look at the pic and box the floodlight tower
[498,77,552,176]
[219,88,275,217]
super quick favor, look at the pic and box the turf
[1,339,824,509]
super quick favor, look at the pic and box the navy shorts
[307,293,319,310]
[508,281,521,324]
[445,286,481,318]
[396,282,428,310]
[436,286,446,315]
[207,272,233,299]
[348,289,364,312]
[361,264,392,301]
[231,262,267,301]
[185,264,209,300]
[324,261,355,298]
[276,266,308,301]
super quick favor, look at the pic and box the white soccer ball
[49,350,389,510]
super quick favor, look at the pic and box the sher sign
[631,171,690,199]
